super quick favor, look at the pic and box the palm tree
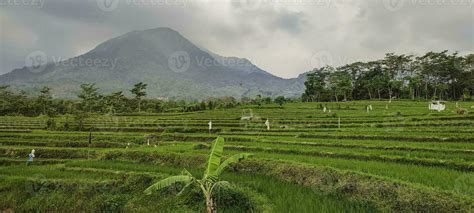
[144,137,252,213]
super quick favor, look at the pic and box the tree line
[303,51,473,102]
[0,83,289,117]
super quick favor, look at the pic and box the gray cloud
[0,0,472,78]
[275,10,304,34]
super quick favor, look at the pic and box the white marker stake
[338,117,341,129]
[208,121,212,134]
[323,107,327,113]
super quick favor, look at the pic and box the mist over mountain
[0,27,305,99]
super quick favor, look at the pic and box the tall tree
[328,71,352,102]
[105,91,125,114]
[460,54,474,100]
[415,51,464,99]
[37,86,52,115]
[0,86,13,115]
[78,83,101,113]
[302,68,329,102]
[383,53,413,101]
[130,82,147,112]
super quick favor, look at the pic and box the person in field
[26,149,35,166]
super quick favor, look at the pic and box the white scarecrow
[265,119,270,131]
[27,149,35,166]
[367,105,373,113]
[208,120,212,133]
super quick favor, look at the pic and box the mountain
[0,27,305,99]
[201,48,272,76]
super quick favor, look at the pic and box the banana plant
[144,137,252,213]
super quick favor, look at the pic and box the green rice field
[1,100,473,212]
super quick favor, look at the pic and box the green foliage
[104,91,126,114]
[72,109,89,131]
[144,137,252,213]
[46,117,57,130]
[130,82,147,112]
[303,69,328,102]
[214,153,253,177]
[0,85,246,116]
[144,175,193,195]
[274,96,286,107]
[204,137,225,178]
[78,83,101,113]
[303,51,473,101]
[37,86,53,115]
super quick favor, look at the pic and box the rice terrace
[0,100,473,212]
[1,0,474,212]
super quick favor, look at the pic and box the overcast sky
[0,0,472,78]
